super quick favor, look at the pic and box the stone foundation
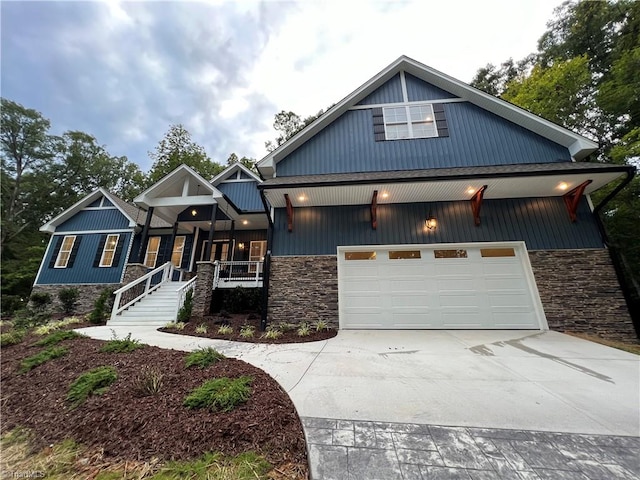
[266,250,637,342]
[528,249,637,342]
[193,262,214,317]
[268,256,339,327]
[122,263,149,285]
[30,284,118,315]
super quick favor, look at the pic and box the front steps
[108,282,188,326]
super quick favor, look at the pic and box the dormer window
[383,104,438,140]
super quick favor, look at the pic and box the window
[144,236,161,268]
[171,236,186,267]
[99,234,119,267]
[434,249,468,259]
[54,236,76,268]
[481,248,516,257]
[249,240,267,273]
[384,104,437,140]
[389,250,421,260]
[345,251,377,261]
[200,240,229,261]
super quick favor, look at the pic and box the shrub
[0,330,26,347]
[195,324,208,334]
[277,322,297,332]
[57,288,79,315]
[174,321,186,331]
[1,295,24,316]
[100,332,145,353]
[33,330,83,347]
[297,323,311,337]
[239,325,255,339]
[12,309,51,330]
[261,326,282,340]
[67,366,117,408]
[29,292,51,311]
[19,347,69,373]
[314,320,329,331]
[185,347,225,369]
[177,290,193,323]
[132,366,163,396]
[88,288,114,324]
[222,287,261,313]
[183,376,252,412]
[217,325,233,335]
[164,322,177,329]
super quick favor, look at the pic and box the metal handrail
[175,276,197,319]
[110,262,174,321]
[213,260,263,288]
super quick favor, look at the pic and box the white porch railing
[175,275,197,319]
[111,262,175,322]
[213,260,263,288]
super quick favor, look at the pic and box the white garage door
[337,242,546,330]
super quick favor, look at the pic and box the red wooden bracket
[470,185,488,226]
[284,194,294,232]
[370,190,378,230]
[563,180,592,222]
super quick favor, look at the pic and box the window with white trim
[99,234,120,267]
[383,104,438,140]
[55,236,77,268]
[144,236,161,268]
[171,236,186,267]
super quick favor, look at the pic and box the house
[32,56,636,341]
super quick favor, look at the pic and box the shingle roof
[259,162,633,189]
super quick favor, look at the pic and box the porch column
[168,221,179,265]
[227,220,235,261]
[203,204,217,261]
[136,206,154,263]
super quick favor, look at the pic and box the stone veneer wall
[268,256,339,327]
[30,284,118,314]
[528,249,637,342]
[193,261,214,317]
[267,250,637,342]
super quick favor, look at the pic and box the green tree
[226,153,257,171]
[265,108,329,152]
[147,124,223,183]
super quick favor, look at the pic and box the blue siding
[239,171,253,180]
[217,181,263,212]
[405,73,458,101]
[37,232,132,284]
[57,209,131,232]
[357,74,404,105]
[276,103,571,176]
[272,197,602,255]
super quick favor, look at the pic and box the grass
[239,325,255,338]
[33,316,84,336]
[185,347,225,369]
[314,320,329,331]
[100,332,146,353]
[0,329,27,347]
[297,323,311,337]
[565,332,640,355]
[132,366,164,397]
[174,321,186,331]
[183,376,252,412]
[20,347,69,373]
[66,366,118,409]
[33,330,83,347]
[195,324,208,334]
[1,429,273,480]
[261,326,282,340]
[217,324,233,335]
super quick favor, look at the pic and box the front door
[201,240,230,262]
[249,240,267,273]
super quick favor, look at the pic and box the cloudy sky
[2,0,563,172]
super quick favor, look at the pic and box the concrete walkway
[76,326,640,479]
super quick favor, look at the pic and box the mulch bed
[1,329,308,476]
[159,314,337,344]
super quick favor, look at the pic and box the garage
[337,242,547,330]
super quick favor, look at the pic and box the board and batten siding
[56,209,133,232]
[216,181,263,212]
[271,197,602,256]
[276,104,571,177]
[357,73,404,105]
[37,232,132,284]
[404,72,458,101]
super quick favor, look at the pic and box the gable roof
[256,56,599,178]
[39,188,170,234]
[211,162,262,185]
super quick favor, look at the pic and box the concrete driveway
[77,326,640,479]
[77,326,639,436]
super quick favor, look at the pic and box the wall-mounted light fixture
[425,211,437,230]
[238,242,245,250]
[191,208,197,216]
